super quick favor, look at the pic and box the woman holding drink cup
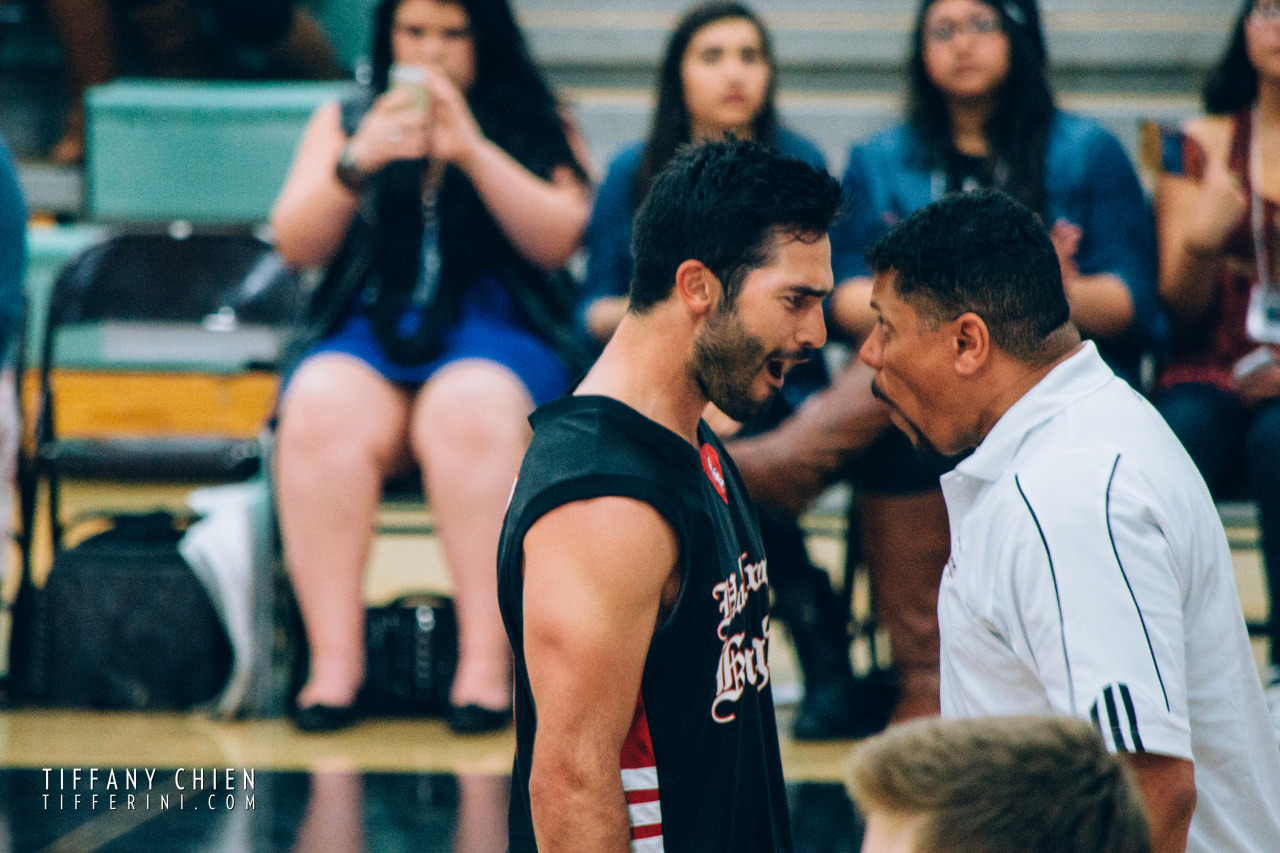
[270,0,590,734]
[1152,0,1280,728]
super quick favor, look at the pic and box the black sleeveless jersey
[497,394,793,853]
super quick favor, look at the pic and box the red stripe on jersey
[631,823,664,840]
[620,697,657,770]
[619,696,664,846]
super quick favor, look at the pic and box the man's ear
[953,312,990,376]
[674,259,720,317]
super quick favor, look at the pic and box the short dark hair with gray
[864,189,1070,360]
[630,137,844,310]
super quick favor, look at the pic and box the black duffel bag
[363,592,457,717]
[29,512,233,710]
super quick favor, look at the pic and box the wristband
[334,144,369,192]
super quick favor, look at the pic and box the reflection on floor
[3,766,861,852]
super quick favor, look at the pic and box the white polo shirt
[939,342,1280,853]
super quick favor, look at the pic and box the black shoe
[448,703,512,735]
[294,702,360,733]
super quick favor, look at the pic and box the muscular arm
[1121,753,1196,853]
[523,497,680,853]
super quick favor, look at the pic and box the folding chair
[10,228,304,711]
[27,228,302,547]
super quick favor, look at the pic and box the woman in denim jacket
[819,0,1163,727]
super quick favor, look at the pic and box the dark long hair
[360,0,586,364]
[906,0,1056,220]
[634,1,780,210]
[1204,0,1259,115]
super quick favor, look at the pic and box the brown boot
[860,489,950,723]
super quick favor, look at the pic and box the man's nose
[800,303,827,351]
[859,326,883,370]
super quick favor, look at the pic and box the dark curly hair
[630,137,844,310]
[865,188,1069,360]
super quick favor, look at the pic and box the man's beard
[692,307,780,424]
[870,377,944,461]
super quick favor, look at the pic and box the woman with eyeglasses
[1153,0,1280,734]
[818,0,1162,726]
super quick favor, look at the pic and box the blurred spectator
[0,136,24,585]
[270,0,590,734]
[847,715,1153,853]
[831,0,1162,386]
[1151,0,1280,731]
[579,1,870,741]
[45,0,347,164]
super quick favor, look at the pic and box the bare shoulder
[524,496,679,591]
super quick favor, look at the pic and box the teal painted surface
[86,80,355,224]
[24,224,108,365]
[309,0,379,76]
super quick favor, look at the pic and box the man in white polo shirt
[859,189,1280,853]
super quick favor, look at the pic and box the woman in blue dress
[270,0,590,733]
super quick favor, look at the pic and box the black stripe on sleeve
[1104,455,1171,712]
[1015,475,1075,714]
[1119,683,1146,753]
[1103,685,1129,753]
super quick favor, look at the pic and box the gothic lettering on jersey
[711,553,771,723]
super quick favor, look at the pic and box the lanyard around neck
[1252,109,1273,292]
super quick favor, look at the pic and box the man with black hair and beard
[496,137,843,853]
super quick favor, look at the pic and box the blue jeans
[1156,383,1280,664]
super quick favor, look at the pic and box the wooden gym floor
[0,479,1271,852]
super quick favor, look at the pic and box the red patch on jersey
[700,443,728,504]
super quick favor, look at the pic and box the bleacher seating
[1,0,1270,706]
[85,80,353,224]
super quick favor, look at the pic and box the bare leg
[276,356,412,709]
[291,770,364,853]
[413,362,531,711]
[45,0,118,164]
[453,774,510,853]
[860,489,951,723]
